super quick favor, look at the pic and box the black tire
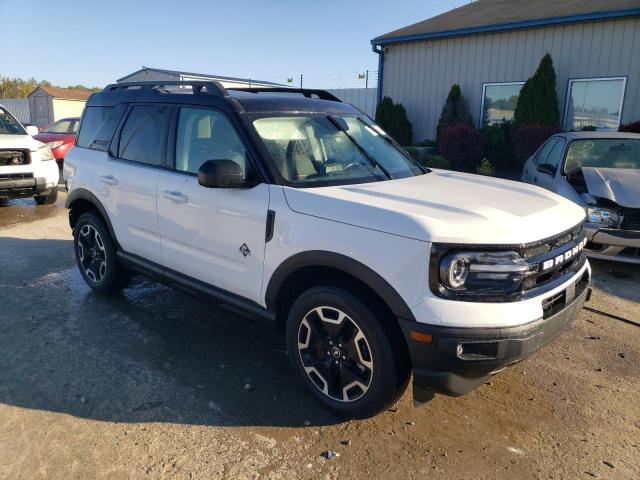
[73,212,132,293]
[34,187,58,205]
[286,285,410,419]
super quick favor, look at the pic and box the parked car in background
[522,132,640,264]
[0,105,60,204]
[64,81,591,418]
[34,117,80,166]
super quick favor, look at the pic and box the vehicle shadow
[588,257,640,305]
[0,236,341,428]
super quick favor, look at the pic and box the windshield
[252,115,424,186]
[45,118,79,134]
[564,139,640,173]
[0,108,26,135]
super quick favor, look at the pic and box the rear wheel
[286,285,410,418]
[34,187,58,205]
[73,212,132,293]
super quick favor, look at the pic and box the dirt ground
[0,190,638,480]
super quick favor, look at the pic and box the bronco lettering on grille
[541,238,587,271]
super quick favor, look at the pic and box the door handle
[99,174,118,185]
[163,190,189,203]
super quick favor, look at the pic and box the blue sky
[0,0,468,88]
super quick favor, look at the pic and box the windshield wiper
[327,115,392,180]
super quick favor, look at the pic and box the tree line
[0,75,100,98]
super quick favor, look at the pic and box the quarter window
[175,107,247,175]
[481,82,524,127]
[563,78,626,131]
[117,105,171,165]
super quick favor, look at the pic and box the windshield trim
[246,112,427,189]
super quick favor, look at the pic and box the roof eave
[371,8,640,46]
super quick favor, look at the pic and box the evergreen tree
[436,84,473,143]
[374,96,395,131]
[513,53,560,127]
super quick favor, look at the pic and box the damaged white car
[522,132,640,264]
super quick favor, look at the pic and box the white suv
[0,106,60,205]
[64,81,591,418]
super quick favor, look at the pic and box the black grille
[621,208,640,231]
[0,149,30,166]
[0,172,33,180]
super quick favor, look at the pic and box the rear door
[156,105,269,303]
[94,104,172,264]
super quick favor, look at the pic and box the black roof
[86,81,358,115]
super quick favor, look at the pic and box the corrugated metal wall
[0,99,31,124]
[326,88,377,117]
[382,17,640,141]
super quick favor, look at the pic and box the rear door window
[117,105,171,166]
[533,138,557,165]
[77,105,126,151]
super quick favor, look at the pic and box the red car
[34,117,80,166]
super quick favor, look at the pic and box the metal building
[371,0,640,142]
[117,67,283,89]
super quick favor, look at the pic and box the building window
[563,77,626,131]
[481,82,524,127]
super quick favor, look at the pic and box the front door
[157,106,269,304]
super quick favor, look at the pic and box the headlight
[33,144,54,161]
[437,251,536,296]
[586,207,619,227]
[47,140,65,149]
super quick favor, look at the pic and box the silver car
[522,131,640,264]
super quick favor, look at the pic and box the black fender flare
[265,250,416,322]
[65,188,120,248]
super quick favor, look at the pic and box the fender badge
[239,243,251,257]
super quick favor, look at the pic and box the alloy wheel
[297,306,374,402]
[77,224,107,283]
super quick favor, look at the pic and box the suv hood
[0,133,44,150]
[283,170,586,244]
[581,167,640,208]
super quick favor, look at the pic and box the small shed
[28,86,91,128]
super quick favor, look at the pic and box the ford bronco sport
[64,81,591,418]
[0,105,59,205]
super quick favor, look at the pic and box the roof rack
[227,87,342,102]
[103,80,228,97]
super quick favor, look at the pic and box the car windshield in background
[252,115,424,187]
[45,119,79,134]
[564,139,640,173]
[0,109,26,135]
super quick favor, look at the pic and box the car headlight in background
[33,144,55,161]
[438,250,536,296]
[586,207,620,227]
[47,140,65,149]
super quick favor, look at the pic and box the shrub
[511,124,562,166]
[436,84,472,146]
[389,102,413,146]
[481,122,513,170]
[476,158,495,176]
[425,154,450,170]
[619,121,640,133]
[414,139,436,148]
[374,96,412,146]
[374,96,394,130]
[439,124,484,172]
[581,125,597,131]
[514,53,560,127]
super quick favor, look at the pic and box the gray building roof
[117,67,283,87]
[373,0,640,45]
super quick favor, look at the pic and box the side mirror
[26,125,39,136]
[537,163,557,176]
[197,159,249,188]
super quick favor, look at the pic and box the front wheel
[73,212,132,293]
[286,285,410,418]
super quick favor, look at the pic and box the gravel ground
[0,192,638,480]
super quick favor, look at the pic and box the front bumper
[400,270,591,402]
[585,225,640,264]
[0,176,49,198]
